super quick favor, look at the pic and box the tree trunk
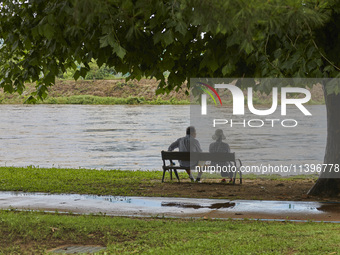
[308,82,340,197]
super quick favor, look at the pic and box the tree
[1,0,339,196]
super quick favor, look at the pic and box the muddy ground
[138,178,340,202]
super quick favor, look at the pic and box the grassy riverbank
[0,79,325,105]
[0,210,339,254]
[0,79,190,105]
[0,166,164,196]
[0,166,324,202]
[43,95,189,105]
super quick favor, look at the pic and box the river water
[0,104,327,172]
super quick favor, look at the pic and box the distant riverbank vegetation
[0,78,190,105]
[0,62,325,105]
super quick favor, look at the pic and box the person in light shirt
[168,126,202,182]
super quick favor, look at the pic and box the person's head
[212,129,226,141]
[186,126,196,138]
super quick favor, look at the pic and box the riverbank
[0,79,190,104]
[0,166,336,202]
[0,79,325,104]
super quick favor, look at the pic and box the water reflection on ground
[1,191,339,222]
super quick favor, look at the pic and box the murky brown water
[0,105,326,172]
[0,105,189,170]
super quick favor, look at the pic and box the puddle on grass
[0,191,340,215]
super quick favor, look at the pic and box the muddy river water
[0,104,326,172]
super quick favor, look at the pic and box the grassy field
[0,166,165,196]
[0,210,339,254]
[0,166,317,198]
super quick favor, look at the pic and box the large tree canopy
[1,0,339,100]
[1,0,340,195]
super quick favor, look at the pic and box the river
[0,104,326,173]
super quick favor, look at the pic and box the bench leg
[239,169,242,184]
[174,170,180,182]
[162,169,166,182]
[170,169,173,180]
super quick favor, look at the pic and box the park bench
[161,151,242,184]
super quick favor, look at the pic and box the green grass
[0,210,339,254]
[0,166,316,197]
[0,166,169,196]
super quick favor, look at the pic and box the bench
[161,151,242,184]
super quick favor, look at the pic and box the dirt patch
[137,178,340,202]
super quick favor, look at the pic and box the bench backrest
[161,151,235,163]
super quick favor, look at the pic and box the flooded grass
[0,210,339,254]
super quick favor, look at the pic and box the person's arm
[193,139,202,152]
[168,138,180,151]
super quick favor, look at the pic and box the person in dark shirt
[209,129,233,182]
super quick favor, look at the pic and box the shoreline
[0,79,326,105]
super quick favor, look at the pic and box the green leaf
[244,42,254,54]
[175,21,187,35]
[126,26,135,40]
[11,40,19,52]
[112,44,126,59]
[99,35,109,48]
[44,73,55,84]
[43,23,54,39]
[116,45,126,59]
[107,33,116,47]
[31,27,39,38]
[79,67,88,78]
[153,32,162,44]
[122,0,133,10]
[24,95,37,104]
[222,64,233,76]
[163,31,174,46]
[73,70,80,80]
[47,14,56,24]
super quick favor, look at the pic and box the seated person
[208,129,233,182]
[168,126,202,182]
